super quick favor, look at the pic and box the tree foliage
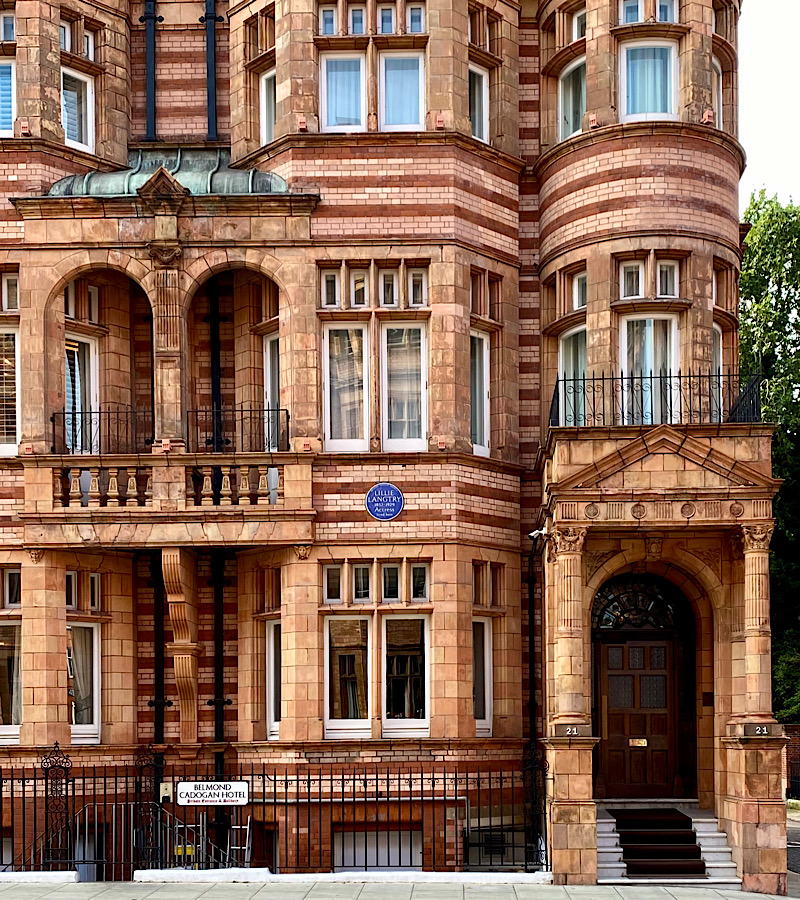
[740,191,800,721]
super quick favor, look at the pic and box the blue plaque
[365,483,404,521]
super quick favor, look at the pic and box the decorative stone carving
[691,548,721,579]
[293,545,312,560]
[586,551,615,580]
[553,527,587,555]
[584,503,599,520]
[730,501,744,518]
[680,502,696,519]
[136,167,190,216]
[742,524,774,552]
[645,536,663,560]
[27,548,44,563]
[631,503,647,520]
[147,242,183,267]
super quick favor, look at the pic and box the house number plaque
[553,724,592,737]
[629,738,648,747]
[744,723,774,737]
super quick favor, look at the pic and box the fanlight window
[592,577,678,630]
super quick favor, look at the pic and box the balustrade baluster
[201,467,214,506]
[106,468,120,507]
[88,467,101,507]
[219,466,232,506]
[239,467,252,506]
[53,469,66,508]
[69,468,83,507]
[125,470,138,507]
[275,467,284,505]
[145,473,153,507]
[257,466,270,505]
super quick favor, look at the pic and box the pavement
[0,884,795,900]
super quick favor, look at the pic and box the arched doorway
[592,574,697,799]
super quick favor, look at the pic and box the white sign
[176,781,250,807]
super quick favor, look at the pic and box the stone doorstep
[133,870,557,884]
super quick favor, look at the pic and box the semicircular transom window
[592,576,677,630]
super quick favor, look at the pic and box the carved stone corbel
[162,548,201,744]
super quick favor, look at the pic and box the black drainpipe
[207,284,223,451]
[200,0,224,141]
[147,551,172,743]
[140,0,163,141]
[207,551,231,852]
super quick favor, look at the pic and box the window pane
[626,47,671,116]
[659,264,676,297]
[385,619,424,719]
[352,271,366,305]
[469,69,485,140]
[62,73,88,144]
[326,567,341,601]
[383,565,399,600]
[623,264,640,297]
[0,625,20,725]
[354,565,370,601]
[379,8,393,31]
[326,59,362,127]
[0,333,16,444]
[0,65,12,132]
[623,0,639,22]
[383,57,420,127]
[410,272,424,305]
[470,334,486,446]
[411,565,427,600]
[561,329,586,382]
[2,17,14,41]
[382,273,396,305]
[561,62,586,140]
[5,571,19,606]
[574,273,587,308]
[329,619,368,719]
[627,319,671,376]
[68,626,94,725]
[263,73,276,143]
[386,327,423,441]
[409,7,423,32]
[351,8,364,32]
[328,328,365,441]
[321,8,335,33]
[574,10,586,38]
[658,0,675,21]
[473,621,486,720]
[272,624,281,722]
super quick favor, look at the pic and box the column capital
[553,527,588,555]
[742,524,774,552]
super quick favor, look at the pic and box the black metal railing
[0,756,548,880]
[549,372,764,428]
[187,406,290,453]
[51,407,154,455]
[789,758,800,801]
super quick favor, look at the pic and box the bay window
[559,326,587,426]
[266,620,281,739]
[657,261,679,299]
[260,69,276,145]
[473,618,492,737]
[382,616,428,737]
[620,42,678,123]
[0,60,14,137]
[0,328,19,455]
[470,331,490,455]
[469,64,490,142]
[0,624,20,744]
[657,0,676,22]
[325,617,371,738]
[560,57,586,141]
[379,53,425,131]
[67,623,100,743]
[320,54,366,132]
[620,0,643,23]
[620,315,678,424]
[712,324,723,423]
[324,325,369,451]
[620,261,644,299]
[381,323,427,452]
[61,67,95,152]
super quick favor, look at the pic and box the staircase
[596,803,741,889]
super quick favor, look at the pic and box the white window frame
[61,65,95,153]
[324,615,372,739]
[381,614,429,738]
[620,0,643,23]
[0,13,14,42]
[66,570,78,608]
[3,569,20,608]
[382,563,401,603]
[406,3,425,33]
[381,321,428,453]
[468,63,490,143]
[619,313,679,376]
[572,7,586,40]
[320,53,366,133]
[379,269,399,307]
[0,326,19,456]
[573,270,587,310]
[266,619,281,740]
[1,274,18,311]
[620,260,645,299]
[410,563,429,602]
[64,281,76,318]
[377,4,395,33]
[0,60,16,138]
[473,616,493,737]
[657,260,679,299]
[59,20,72,51]
[620,40,679,124]
[323,323,370,452]
[379,51,425,132]
[349,5,366,33]
[470,329,490,457]
[87,285,99,323]
[712,269,720,306]
[353,563,371,603]
[260,68,277,146]
[68,622,101,744]
[89,572,101,610]
[408,268,428,307]
[84,29,95,60]
[321,270,340,308]
[65,332,100,407]
[712,56,723,129]
[559,56,586,141]
[323,564,343,604]
[0,621,20,744]
[319,6,337,34]
[657,0,676,22]
[350,269,369,307]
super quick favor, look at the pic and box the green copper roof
[48,148,289,197]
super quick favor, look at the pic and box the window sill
[0,41,15,58]
[610,297,692,315]
[314,34,371,50]
[0,727,19,744]
[382,723,430,739]
[470,313,503,333]
[60,50,103,77]
[372,34,428,50]
[325,725,371,740]
[245,47,276,74]
[65,138,96,156]
[540,39,585,79]
[468,44,502,71]
[610,22,690,40]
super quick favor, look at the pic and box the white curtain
[328,328,365,441]
[327,59,362,127]
[627,47,670,116]
[560,329,587,425]
[386,327,422,440]
[626,319,672,424]
[383,57,420,126]
[70,627,94,725]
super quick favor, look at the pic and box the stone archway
[591,573,697,800]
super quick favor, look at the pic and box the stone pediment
[137,167,191,215]
[554,425,780,493]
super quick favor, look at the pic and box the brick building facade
[0,0,787,892]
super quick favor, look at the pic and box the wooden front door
[597,640,674,798]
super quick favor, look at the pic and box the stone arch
[180,249,288,315]
[41,249,154,315]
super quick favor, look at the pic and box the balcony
[187,406,290,453]
[549,372,764,428]
[51,406,154,455]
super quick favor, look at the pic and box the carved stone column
[162,548,201,744]
[553,527,588,724]
[741,524,774,720]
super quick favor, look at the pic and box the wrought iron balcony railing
[187,405,290,453]
[51,407,154,455]
[549,372,764,428]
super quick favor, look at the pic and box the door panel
[598,640,674,798]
